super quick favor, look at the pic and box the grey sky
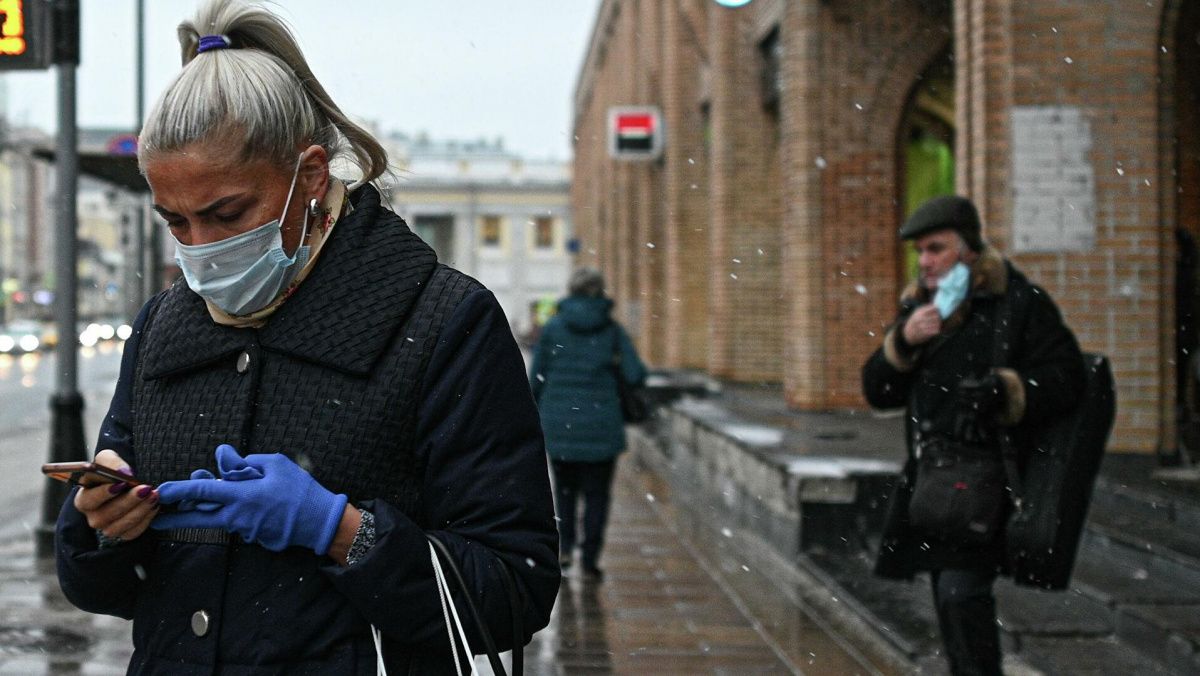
[3,1,602,160]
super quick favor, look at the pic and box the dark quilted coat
[55,185,559,674]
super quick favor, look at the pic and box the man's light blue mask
[173,154,310,316]
[933,262,970,319]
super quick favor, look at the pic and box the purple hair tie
[197,34,232,54]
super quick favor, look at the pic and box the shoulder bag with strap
[610,325,649,424]
[906,294,1014,545]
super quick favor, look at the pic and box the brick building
[571,0,1199,454]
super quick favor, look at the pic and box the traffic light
[0,0,52,70]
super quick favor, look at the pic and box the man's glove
[953,373,1006,445]
[152,444,348,555]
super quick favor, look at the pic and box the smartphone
[42,461,141,488]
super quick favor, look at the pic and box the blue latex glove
[177,468,222,512]
[152,444,349,555]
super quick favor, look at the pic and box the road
[0,343,124,541]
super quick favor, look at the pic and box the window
[481,216,502,247]
[413,214,455,261]
[534,216,555,249]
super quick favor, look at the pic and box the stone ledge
[633,398,904,560]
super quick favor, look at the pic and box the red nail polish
[108,482,128,495]
[137,485,152,499]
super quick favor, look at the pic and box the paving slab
[1072,538,1200,605]
[993,580,1113,637]
[1116,604,1200,675]
[1018,636,1177,675]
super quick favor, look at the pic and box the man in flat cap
[861,195,1084,675]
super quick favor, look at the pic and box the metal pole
[134,0,149,307]
[139,0,162,297]
[38,0,84,558]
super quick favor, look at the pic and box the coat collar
[140,185,439,380]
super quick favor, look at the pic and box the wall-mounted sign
[0,0,51,70]
[1011,106,1096,253]
[608,106,664,160]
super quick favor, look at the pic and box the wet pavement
[0,456,887,675]
[525,459,894,675]
[0,537,131,675]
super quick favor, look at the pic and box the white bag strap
[370,625,387,676]
[367,542,476,676]
[430,540,477,676]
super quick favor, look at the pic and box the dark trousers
[930,569,1002,676]
[550,459,616,570]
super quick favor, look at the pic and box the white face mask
[173,153,310,315]
[933,261,970,319]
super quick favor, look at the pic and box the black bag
[1006,353,1115,590]
[908,440,1008,545]
[987,286,1114,589]
[610,326,649,423]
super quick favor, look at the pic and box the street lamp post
[37,0,84,558]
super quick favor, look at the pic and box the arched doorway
[1172,1,1200,458]
[896,47,955,284]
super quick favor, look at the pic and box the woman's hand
[73,449,159,543]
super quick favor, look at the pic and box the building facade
[573,0,1193,454]
[387,133,573,337]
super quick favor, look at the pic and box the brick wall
[956,0,1174,451]
[784,1,952,408]
[708,5,784,381]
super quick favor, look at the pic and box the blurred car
[79,319,129,347]
[0,320,48,354]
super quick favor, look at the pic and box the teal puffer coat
[529,296,647,463]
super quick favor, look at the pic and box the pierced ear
[299,144,330,201]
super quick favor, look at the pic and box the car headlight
[18,335,39,352]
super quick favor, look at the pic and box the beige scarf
[205,180,350,329]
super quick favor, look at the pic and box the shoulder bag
[610,325,649,424]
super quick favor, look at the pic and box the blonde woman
[54,1,558,672]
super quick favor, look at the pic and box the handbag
[610,326,649,423]
[1004,354,1114,589]
[370,536,525,676]
[907,439,1008,545]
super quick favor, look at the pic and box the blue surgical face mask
[933,261,970,319]
[174,154,310,316]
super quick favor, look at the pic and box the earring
[307,198,320,218]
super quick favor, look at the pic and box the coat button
[236,351,251,374]
[191,609,211,637]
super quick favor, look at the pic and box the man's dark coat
[862,246,1085,576]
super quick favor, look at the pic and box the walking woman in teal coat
[530,268,647,580]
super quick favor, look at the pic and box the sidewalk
[526,459,894,675]
[0,457,889,675]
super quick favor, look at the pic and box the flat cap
[899,195,983,251]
